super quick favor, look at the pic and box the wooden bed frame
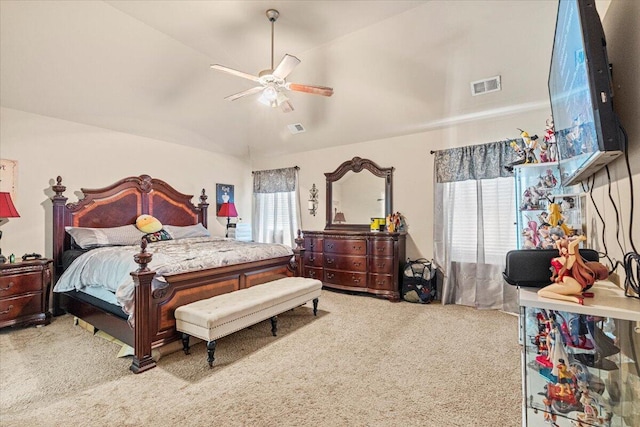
[51,174,304,373]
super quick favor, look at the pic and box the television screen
[548,0,624,187]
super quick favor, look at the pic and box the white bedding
[54,236,294,324]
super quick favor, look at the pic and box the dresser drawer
[303,252,324,267]
[324,269,366,287]
[370,239,394,257]
[370,257,394,274]
[0,293,43,320]
[369,273,394,291]
[324,239,367,255]
[304,237,324,252]
[0,271,43,297]
[324,255,367,272]
[305,267,323,281]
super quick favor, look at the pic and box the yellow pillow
[136,214,163,234]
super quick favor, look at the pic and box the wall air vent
[287,123,306,134]
[470,75,501,96]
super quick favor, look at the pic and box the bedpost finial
[134,237,153,272]
[52,176,67,200]
[200,189,208,205]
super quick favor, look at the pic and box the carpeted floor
[0,289,521,426]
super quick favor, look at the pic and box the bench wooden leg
[207,340,217,368]
[313,298,319,316]
[270,316,278,336]
[181,333,191,355]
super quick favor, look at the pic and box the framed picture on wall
[216,183,234,215]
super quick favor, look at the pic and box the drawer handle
[353,261,361,267]
[377,262,386,268]
[377,247,385,252]
[309,256,315,263]
[326,258,334,265]
[309,243,314,249]
[309,270,316,278]
[376,280,386,286]
[0,282,14,291]
[326,273,335,280]
[351,276,361,284]
[327,243,334,249]
[0,305,13,316]
[353,245,361,251]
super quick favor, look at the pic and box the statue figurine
[537,236,609,305]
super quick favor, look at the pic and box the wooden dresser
[301,230,406,301]
[0,259,53,328]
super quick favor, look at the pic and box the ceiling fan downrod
[266,9,279,72]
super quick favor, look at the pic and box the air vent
[287,123,306,134]
[470,75,501,96]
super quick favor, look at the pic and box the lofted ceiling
[0,1,610,159]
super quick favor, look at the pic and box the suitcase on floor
[503,248,599,288]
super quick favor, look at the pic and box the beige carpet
[0,290,521,426]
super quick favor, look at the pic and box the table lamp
[333,208,346,224]
[217,202,238,237]
[0,192,20,264]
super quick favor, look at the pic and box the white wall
[0,107,250,258]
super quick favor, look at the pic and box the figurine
[541,117,558,163]
[519,128,540,164]
[537,236,609,305]
[548,200,573,237]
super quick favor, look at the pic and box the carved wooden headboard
[51,174,209,277]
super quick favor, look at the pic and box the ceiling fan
[210,9,334,113]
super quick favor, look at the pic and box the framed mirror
[325,157,393,230]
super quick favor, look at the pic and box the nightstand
[0,258,53,328]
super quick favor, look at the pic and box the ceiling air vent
[287,123,306,134]
[470,75,501,96]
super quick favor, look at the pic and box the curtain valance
[253,167,298,193]
[434,139,520,183]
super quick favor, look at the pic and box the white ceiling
[0,1,610,159]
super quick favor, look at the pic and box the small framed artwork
[216,183,234,215]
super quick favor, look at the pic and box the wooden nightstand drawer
[0,272,43,297]
[370,257,394,274]
[0,293,43,320]
[0,259,53,328]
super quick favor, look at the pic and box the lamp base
[0,251,6,264]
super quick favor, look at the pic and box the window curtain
[433,140,520,311]
[252,167,301,248]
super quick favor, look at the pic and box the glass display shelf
[518,282,639,426]
[513,163,585,249]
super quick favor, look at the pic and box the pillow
[135,215,163,234]
[164,223,211,240]
[65,225,145,249]
[143,229,173,243]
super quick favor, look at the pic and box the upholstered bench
[174,277,322,367]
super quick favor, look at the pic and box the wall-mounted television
[548,0,625,187]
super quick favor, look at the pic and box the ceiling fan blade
[280,100,294,113]
[286,83,334,97]
[210,64,260,82]
[224,86,264,101]
[272,54,301,79]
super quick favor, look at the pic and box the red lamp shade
[217,202,238,218]
[0,192,20,218]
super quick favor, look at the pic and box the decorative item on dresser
[0,191,21,264]
[0,258,53,328]
[301,229,406,301]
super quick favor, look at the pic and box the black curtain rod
[252,166,299,174]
